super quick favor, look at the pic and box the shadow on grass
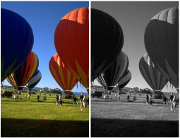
[91,118,178,137]
[1,118,89,137]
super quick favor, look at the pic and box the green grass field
[91,93,179,137]
[1,92,89,137]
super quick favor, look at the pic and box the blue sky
[1,1,89,93]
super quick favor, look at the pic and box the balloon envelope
[144,7,179,89]
[49,53,78,94]
[1,8,34,82]
[6,51,39,89]
[139,53,168,91]
[97,51,129,90]
[91,8,124,82]
[54,7,89,90]
[117,70,131,89]
[26,69,42,90]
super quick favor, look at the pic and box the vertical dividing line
[89,3,91,138]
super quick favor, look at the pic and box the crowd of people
[55,92,89,111]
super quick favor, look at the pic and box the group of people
[55,93,88,111]
[24,94,31,100]
[145,93,178,111]
[114,93,121,101]
[145,94,153,105]
[56,94,63,106]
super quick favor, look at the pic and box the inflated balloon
[91,8,124,82]
[144,7,179,91]
[49,53,78,95]
[117,70,131,90]
[26,69,42,90]
[96,74,107,88]
[139,53,168,91]
[54,7,89,91]
[1,8,34,82]
[6,51,39,90]
[97,51,129,90]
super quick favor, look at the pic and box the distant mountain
[33,87,42,91]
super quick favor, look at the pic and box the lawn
[1,92,89,137]
[91,93,179,137]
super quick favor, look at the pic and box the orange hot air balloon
[54,7,89,92]
[49,53,78,95]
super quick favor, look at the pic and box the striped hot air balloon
[117,70,131,90]
[139,53,168,92]
[54,7,89,92]
[144,7,179,91]
[26,69,42,90]
[97,51,129,90]
[6,51,39,90]
[49,53,78,95]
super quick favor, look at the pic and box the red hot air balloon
[97,51,129,90]
[49,53,78,95]
[139,53,168,92]
[91,8,124,82]
[144,7,179,91]
[6,51,39,90]
[54,7,89,92]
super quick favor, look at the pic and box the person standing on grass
[80,93,84,111]
[43,95,47,102]
[56,94,59,105]
[37,95,40,101]
[163,96,167,104]
[13,93,16,100]
[145,93,149,105]
[170,93,174,110]
[127,95,130,101]
[82,96,87,111]
[59,94,62,106]
[171,95,177,111]
[118,93,120,101]
[149,94,153,105]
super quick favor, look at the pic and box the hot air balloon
[49,53,78,97]
[144,7,179,91]
[1,8,34,82]
[96,75,107,88]
[91,8,124,82]
[139,53,168,92]
[97,51,129,90]
[6,51,39,90]
[117,70,132,90]
[54,7,89,92]
[26,69,42,91]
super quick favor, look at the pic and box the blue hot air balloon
[91,8,124,82]
[1,8,34,82]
